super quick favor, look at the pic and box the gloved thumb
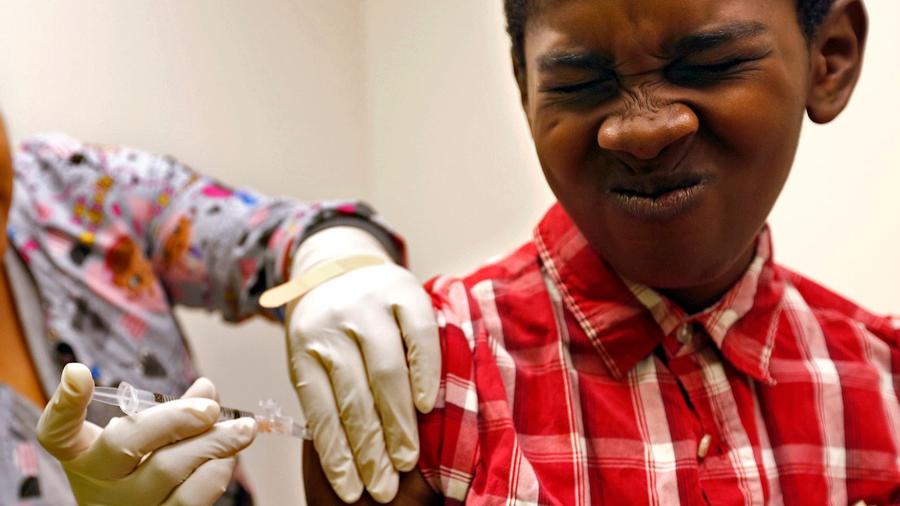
[181,377,219,402]
[37,363,100,462]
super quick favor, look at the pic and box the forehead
[525,0,798,57]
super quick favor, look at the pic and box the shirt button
[676,324,692,344]
[697,434,712,459]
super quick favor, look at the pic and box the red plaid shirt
[418,204,900,505]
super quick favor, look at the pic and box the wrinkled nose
[598,103,699,161]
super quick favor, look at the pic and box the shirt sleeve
[417,275,481,503]
[16,133,404,322]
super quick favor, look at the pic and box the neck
[659,244,756,315]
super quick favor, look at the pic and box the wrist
[292,226,392,278]
[261,254,386,310]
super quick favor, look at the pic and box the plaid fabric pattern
[418,204,900,505]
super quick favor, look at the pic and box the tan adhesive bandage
[259,255,386,309]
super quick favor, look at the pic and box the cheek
[532,109,603,190]
[700,69,807,209]
[704,44,809,164]
[709,88,803,163]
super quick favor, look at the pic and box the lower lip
[609,181,708,221]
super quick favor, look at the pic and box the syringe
[91,381,310,440]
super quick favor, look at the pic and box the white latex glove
[37,363,257,506]
[286,226,440,503]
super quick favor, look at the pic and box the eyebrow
[672,21,768,55]
[538,51,613,73]
[537,21,769,72]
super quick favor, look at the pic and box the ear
[806,0,868,124]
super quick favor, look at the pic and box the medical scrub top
[0,133,400,505]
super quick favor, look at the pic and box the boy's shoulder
[775,263,899,349]
[424,238,556,344]
[426,239,544,303]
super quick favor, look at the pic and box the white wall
[0,1,368,504]
[1,1,898,505]
[363,1,554,280]
[770,1,900,313]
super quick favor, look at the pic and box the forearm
[144,170,403,321]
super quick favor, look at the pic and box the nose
[597,103,699,161]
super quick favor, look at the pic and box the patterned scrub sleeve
[17,133,404,322]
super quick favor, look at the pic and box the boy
[304,0,899,503]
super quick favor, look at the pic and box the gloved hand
[286,226,440,503]
[37,363,257,506]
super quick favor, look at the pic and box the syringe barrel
[116,382,167,415]
[95,383,306,438]
[117,381,255,421]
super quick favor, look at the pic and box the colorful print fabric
[3,133,400,504]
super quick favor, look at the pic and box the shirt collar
[534,204,783,383]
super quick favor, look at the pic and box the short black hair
[504,0,836,71]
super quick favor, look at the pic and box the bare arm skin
[303,441,440,505]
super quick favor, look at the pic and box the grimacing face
[0,115,12,258]
[518,0,865,310]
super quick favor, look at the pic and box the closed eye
[540,74,619,102]
[544,80,609,94]
[666,54,768,86]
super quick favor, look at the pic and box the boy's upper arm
[303,440,440,505]
[302,275,483,505]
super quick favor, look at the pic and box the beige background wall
[1,1,898,505]
[0,1,366,504]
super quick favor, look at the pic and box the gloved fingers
[393,287,441,414]
[160,457,237,506]
[37,363,102,462]
[181,377,219,402]
[319,332,400,503]
[355,311,419,472]
[66,397,221,480]
[124,418,256,504]
[291,345,365,503]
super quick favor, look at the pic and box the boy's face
[518,0,853,304]
[0,114,11,257]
